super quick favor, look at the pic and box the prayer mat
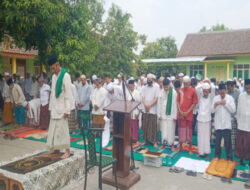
[14,129,46,138]
[26,131,48,139]
[232,170,250,181]
[206,158,236,178]
[70,137,81,142]
[4,127,35,136]
[0,152,72,174]
[182,143,199,154]
[1,125,18,131]
[174,157,210,173]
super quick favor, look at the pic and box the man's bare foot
[154,143,158,148]
[61,150,70,159]
[171,146,175,152]
[159,145,165,149]
[189,151,193,155]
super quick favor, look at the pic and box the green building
[143,29,250,81]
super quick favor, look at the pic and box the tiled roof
[177,28,250,57]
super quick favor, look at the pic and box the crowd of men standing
[0,57,249,164]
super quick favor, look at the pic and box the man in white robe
[47,56,72,159]
[92,78,108,128]
[158,78,177,150]
[197,82,215,159]
[25,98,40,127]
[235,78,250,165]
[212,83,236,161]
[127,79,141,144]
[30,76,39,99]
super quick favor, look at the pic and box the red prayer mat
[4,127,36,136]
[14,129,47,138]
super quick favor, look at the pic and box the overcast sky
[104,0,250,48]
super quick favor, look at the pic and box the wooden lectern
[102,100,141,190]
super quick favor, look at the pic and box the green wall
[26,59,35,75]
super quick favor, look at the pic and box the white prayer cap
[80,74,86,79]
[129,77,135,81]
[117,74,122,78]
[203,77,210,82]
[92,75,97,81]
[170,76,175,81]
[4,72,10,76]
[233,77,237,80]
[227,78,233,82]
[147,73,154,79]
[178,73,184,77]
[158,76,164,81]
[107,83,114,92]
[183,76,190,83]
[152,74,156,80]
[202,83,210,90]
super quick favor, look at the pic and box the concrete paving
[0,135,245,190]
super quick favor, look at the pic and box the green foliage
[140,36,178,59]
[199,24,229,32]
[91,4,140,78]
[0,0,101,75]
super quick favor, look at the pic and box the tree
[199,24,229,32]
[91,4,141,78]
[140,36,178,59]
[0,0,101,74]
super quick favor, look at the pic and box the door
[16,59,26,78]
[213,66,226,82]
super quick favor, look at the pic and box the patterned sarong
[40,104,50,129]
[68,109,77,132]
[231,116,237,150]
[78,110,91,129]
[142,113,157,144]
[178,119,192,143]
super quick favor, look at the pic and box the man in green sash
[47,56,71,159]
[158,78,177,151]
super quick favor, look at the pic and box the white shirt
[70,84,78,110]
[197,85,216,122]
[27,98,40,126]
[92,87,108,115]
[106,85,124,106]
[211,94,236,130]
[237,92,250,132]
[3,82,11,102]
[39,84,50,106]
[49,71,72,119]
[127,89,141,119]
[141,83,160,114]
[157,88,177,120]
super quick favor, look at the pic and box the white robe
[47,71,71,151]
[237,92,250,132]
[27,98,40,126]
[157,88,177,145]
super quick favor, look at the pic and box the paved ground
[0,135,245,190]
